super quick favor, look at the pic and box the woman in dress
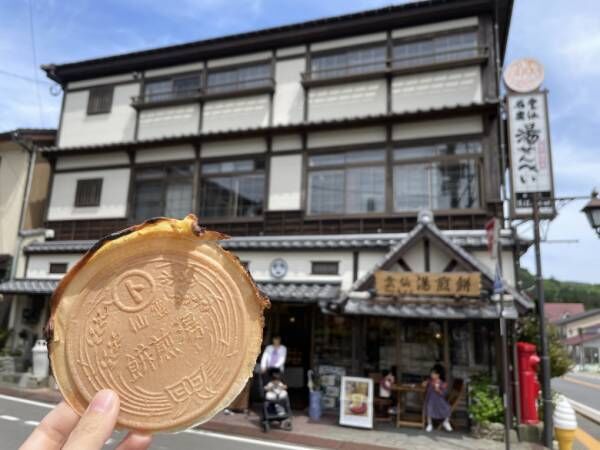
[422,367,452,432]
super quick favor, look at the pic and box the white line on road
[23,420,40,426]
[0,415,20,421]
[0,394,54,409]
[565,397,600,424]
[182,429,319,450]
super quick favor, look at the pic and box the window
[133,165,193,221]
[311,261,339,275]
[49,263,68,274]
[393,30,479,69]
[87,86,114,114]
[143,74,201,103]
[207,63,271,94]
[75,178,103,207]
[199,159,265,218]
[307,149,385,215]
[310,45,387,80]
[393,141,481,211]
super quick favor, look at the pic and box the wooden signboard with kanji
[374,272,481,298]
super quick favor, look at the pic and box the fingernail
[90,389,116,413]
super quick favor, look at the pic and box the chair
[436,378,464,430]
[369,372,393,422]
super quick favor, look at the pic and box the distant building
[544,302,585,324]
[555,309,600,340]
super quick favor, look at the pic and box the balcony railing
[204,77,275,97]
[302,60,388,82]
[391,46,487,70]
[131,88,202,108]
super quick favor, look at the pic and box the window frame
[305,145,388,217]
[49,262,68,274]
[74,178,103,207]
[205,59,274,95]
[86,86,114,115]
[131,162,195,221]
[311,261,340,275]
[141,72,203,104]
[198,156,267,220]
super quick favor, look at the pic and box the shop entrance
[264,303,313,409]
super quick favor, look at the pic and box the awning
[257,281,340,304]
[0,279,58,295]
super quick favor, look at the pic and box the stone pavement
[0,383,545,450]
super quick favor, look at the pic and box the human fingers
[62,389,120,450]
[19,402,80,450]
[114,432,152,450]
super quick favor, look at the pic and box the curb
[565,397,600,425]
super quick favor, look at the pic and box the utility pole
[532,193,553,448]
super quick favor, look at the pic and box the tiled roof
[258,281,340,303]
[41,103,496,154]
[554,308,600,325]
[0,279,58,295]
[343,298,519,319]
[24,229,522,254]
[544,303,586,323]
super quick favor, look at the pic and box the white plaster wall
[56,152,129,170]
[135,145,195,163]
[145,62,204,78]
[403,241,425,272]
[392,116,483,141]
[312,32,386,52]
[429,244,453,273]
[268,154,302,211]
[276,46,306,58]
[0,145,27,256]
[235,250,356,290]
[59,83,139,147]
[471,250,516,286]
[26,254,82,279]
[207,51,271,68]
[308,80,386,121]
[47,168,130,220]
[137,104,200,140]
[308,126,386,149]
[357,251,387,282]
[564,316,600,338]
[273,58,304,125]
[392,17,478,39]
[392,66,482,113]
[202,95,270,132]
[201,138,266,158]
[272,134,302,152]
[68,74,136,90]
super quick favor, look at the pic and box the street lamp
[582,189,600,237]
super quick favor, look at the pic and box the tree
[518,315,572,378]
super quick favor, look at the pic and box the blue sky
[1,0,598,284]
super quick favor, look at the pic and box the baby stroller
[257,369,293,432]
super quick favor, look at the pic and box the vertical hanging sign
[507,91,556,218]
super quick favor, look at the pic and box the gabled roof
[343,211,533,313]
[544,303,586,324]
[42,0,513,84]
[555,308,600,326]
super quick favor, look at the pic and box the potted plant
[468,374,506,441]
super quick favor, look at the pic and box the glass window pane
[308,170,344,214]
[134,181,163,220]
[172,75,200,97]
[346,167,385,213]
[309,153,346,167]
[393,146,437,161]
[236,174,264,216]
[431,160,479,209]
[164,181,192,218]
[144,80,173,102]
[200,177,234,217]
[394,163,430,211]
[135,167,165,180]
[345,149,386,164]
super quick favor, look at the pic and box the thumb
[63,390,120,450]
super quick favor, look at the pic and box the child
[422,367,452,432]
[265,369,288,416]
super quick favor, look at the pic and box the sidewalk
[0,384,545,450]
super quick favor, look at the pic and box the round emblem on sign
[503,58,544,93]
[270,258,288,279]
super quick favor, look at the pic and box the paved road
[0,394,317,450]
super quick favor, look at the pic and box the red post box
[517,341,541,424]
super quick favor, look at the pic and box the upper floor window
[133,164,193,221]
[310,45,387,80]
[75,178,103,207]
[199,159,265,218]
[311,261,339,275]
[207,63,271,94]
[143,74,201,103]
[49,263,68,274]
[393,30,479,69]
[393,141,481,211]
[87,86,113,114]
[307,149,386,215]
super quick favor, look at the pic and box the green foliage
[468,374,504,424]
[0,328,11,352]
[518,315,572,378]
[518,268,600,309]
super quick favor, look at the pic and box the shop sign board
[318,365,345,411]
[507,91,556,218]
[374,271,481,298]
[339,376,373,429]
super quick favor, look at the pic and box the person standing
[260,336,287,374]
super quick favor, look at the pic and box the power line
[27,0,44,127]
[0,69,51,85]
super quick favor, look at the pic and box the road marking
[566,398,600,424]
[563,376,600,391]
[183,429,316,450]
[0,394,54,409]
[23,420,40,426]
[575,427,600,449]
[0,415,20,421]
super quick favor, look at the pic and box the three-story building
[1,0,533,426]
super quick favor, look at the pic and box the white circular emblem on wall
[270,258,288,279]
[503,58,545,93]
